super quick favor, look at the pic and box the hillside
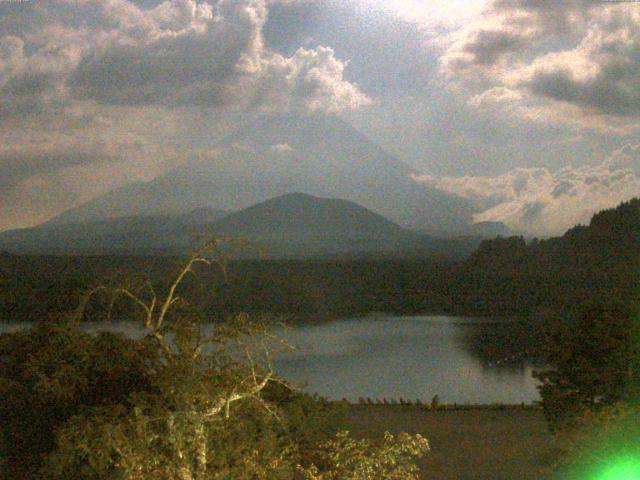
[1,200,638,324]
[448,198,640,316]
[0,208,228,255]
[207,193,422,256]
[47,113,475,235]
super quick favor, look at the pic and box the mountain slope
[207,192,422,256]
[47,113,474,235]
[446,198,640,316]
[0,208,228,255]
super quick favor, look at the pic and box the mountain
[0,208,228,255]
[47,113,474,235]
[463,221,513,238]
[0,193,480,258]
[206,192,422,256]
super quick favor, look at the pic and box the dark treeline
[455,198,640,317]
[1,199,639,326]
[0,255,454,324]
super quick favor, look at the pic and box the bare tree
[48,242,294,480]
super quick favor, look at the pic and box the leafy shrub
[297,430,429,480]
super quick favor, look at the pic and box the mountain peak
[41,114,474,235]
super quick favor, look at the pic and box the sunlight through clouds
[356,0,488,29]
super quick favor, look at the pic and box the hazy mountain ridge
[206,192,426,257]
[1,200,637,324]
[211,192,409,240]
[0,208,228,255]
[0,193,480,258]
[46,113,475,235]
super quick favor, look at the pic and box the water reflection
[271,316,544,404]
[0,316,545,404]
[455,319,547,370]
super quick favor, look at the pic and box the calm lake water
[272,316,543,404]
[0,316,543,404]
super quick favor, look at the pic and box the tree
[545,402,640,479]
[1,245,430,479]
[534,303,637,432]
[0,314,157,479]
[39,247,301,479]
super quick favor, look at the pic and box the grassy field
[344,405,562,480]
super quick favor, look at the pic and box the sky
[0,0,639,236]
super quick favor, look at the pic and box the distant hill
[0,199,637,325]
[463,221,513,238]
[0,193,480,258]
[207,192,434,257]
[46,113,474,235]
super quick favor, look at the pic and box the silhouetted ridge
[450,198,640,316]
[0,193,481,257]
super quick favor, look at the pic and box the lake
[272,315,543,404]
[0,315,544,405]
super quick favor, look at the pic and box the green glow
[597,457,640,480]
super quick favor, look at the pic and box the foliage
[263,383,349,467]
[35,248,305,480]
[1,250,429,479]
[3,199,640,330]
[0,315,157,479]
[297,430,429,480]
[534,303,637,432]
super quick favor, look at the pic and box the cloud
[270,143,294,153]
[0,149,109,191]
[0,31,83,116]
[382,0,488,31]
[414,144,640,236]
[0,0,369,115]
[0,100,197,231]
[257,46,372,113]
[607,143,640,174]
[440,1,640,131]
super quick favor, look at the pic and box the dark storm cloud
[521,8,640,117]
[457,29,527,67]
[492,0,600,32]
[527,66,640,117]
[520,200,545,222]
[70,37,241,106]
